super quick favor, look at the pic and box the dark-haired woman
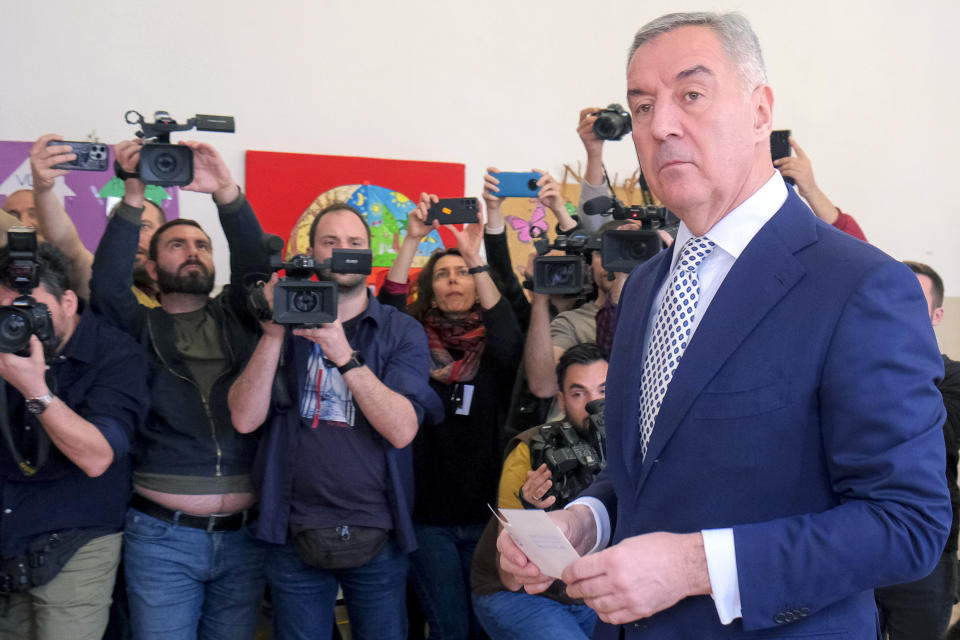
[380,195,522,640]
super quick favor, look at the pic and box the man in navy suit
[498,11,951,638]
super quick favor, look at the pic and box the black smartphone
[770,129,794,185]
[46,140,110,172]
[426,198,479,225]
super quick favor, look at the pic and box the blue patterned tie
[638,236,716,459]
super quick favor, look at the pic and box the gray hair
[627,12,767,92]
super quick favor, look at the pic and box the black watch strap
[114,159,139,181]
[467,264,490,275]
[337,351,365,375]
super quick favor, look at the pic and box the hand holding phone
[45,140,109,172]
[770,130,794,185]
[426,198,480,225]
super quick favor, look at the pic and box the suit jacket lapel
[635,193,817,491]
[611,247,673,485]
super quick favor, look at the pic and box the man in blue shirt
[229,203,441,640]
[0,241,148,640]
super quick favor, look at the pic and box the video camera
[124,110,235,187]
[252,234,373,326]
[529,192,681,293]
[529,399,607,508]
[530,211,669,294]
[0,229,55,357]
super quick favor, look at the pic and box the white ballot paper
[493,507,581,579]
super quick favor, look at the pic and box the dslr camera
[124,110,235,187]
[253,234,373,326]
[593,103,632,141]
[0,229,55,357]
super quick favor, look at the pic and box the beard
[156,261,215,296]
[317,269,367,295]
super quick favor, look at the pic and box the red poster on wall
[245,151,465,290]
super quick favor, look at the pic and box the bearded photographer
[0,240,148,640]
[471,343,607,639]
[90,139,270,640]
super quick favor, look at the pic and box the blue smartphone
[490,171,542,198]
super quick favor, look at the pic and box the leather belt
[130,493,257,532]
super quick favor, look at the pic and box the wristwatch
[25,393,54,415]
[337,351,365,376]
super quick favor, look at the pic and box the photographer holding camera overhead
[0,233,147,640]
[227,203,441,640]
[89,117,271,640]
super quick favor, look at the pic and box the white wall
[2,0,958,296]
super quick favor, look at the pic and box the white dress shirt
[570,171,788,624]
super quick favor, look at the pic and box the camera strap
[0,380,51,476]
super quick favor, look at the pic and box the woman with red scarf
[379,194,522,640]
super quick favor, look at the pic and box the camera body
[529,402,607,508]
[593,103,632,141]
[124,111,235,186]
[531,230,601,296]
[255,234,373,326]
[0,229,55,357]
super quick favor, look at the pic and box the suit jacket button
[773,613,786,624]
[800,607,810,616]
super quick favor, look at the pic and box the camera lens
[548,264,576,287]
[151,152,179,176]
[0,309,30,354]
[292,290,320,313]
[625,240,651,260]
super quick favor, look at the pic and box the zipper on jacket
[147,316,224,477]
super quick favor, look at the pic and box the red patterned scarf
[422,307,486,384]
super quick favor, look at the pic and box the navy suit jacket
[586,190,951,638]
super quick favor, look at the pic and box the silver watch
[25,393,54,415]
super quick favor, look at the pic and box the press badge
[454,383,475,415]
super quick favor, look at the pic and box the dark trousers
[876,554,959,640]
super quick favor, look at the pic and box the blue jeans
[409,523,486,640]
[472,590,597,640]
[123,508,266,640]
[265,538,409,640]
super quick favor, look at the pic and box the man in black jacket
[875,261,960,639]
[90,139,270,640]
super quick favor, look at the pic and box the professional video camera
[0,229,55,357]
[123,110,235,187]
[251,234,373,326]
[593,103,632,141]
[530,222,665,294]
[530,230,599,296]
[529,399,607,508]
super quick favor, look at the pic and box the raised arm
[89,140,148,336]
[385,197,436,287]
[30,134,94,298]
[533,169,577,233]
[524,292,561,397]
[229,274,286,433]
[774,137,839,224]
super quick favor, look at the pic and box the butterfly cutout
[505,202,548,243]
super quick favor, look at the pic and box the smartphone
[769,129,794,185]
[46,140,110,172]
[426,198,479,225]
[490,171,542,198]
